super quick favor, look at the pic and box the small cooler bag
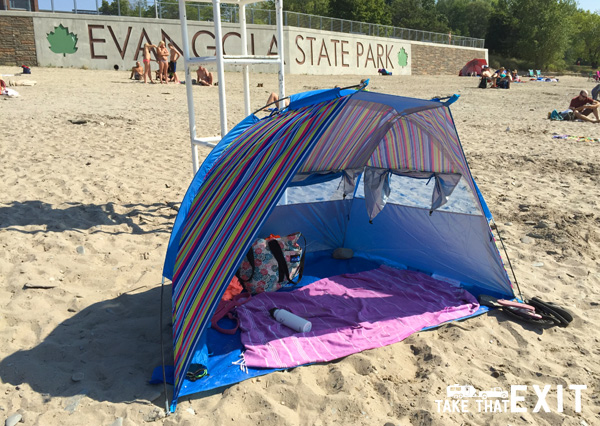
[237,232,305,294]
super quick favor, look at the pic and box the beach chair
[528,69,535,77]
[535,70,542,78]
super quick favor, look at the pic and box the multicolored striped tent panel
[297,99,471,179]
[368,107,468,175]
[171,96,350,405]
[297,99,395,173]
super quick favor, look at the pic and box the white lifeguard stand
[177,0,286,174]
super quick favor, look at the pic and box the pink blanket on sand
[236,265,479,368]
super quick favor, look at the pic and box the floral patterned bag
[237,232,305,295]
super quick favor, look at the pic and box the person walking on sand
[142,43,157,84]
[569,89,600,123]
[156,41,170,84]
[196,65,213,86]
[168,43,181,84]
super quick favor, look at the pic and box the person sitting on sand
[592,84,600,101]
[130,61,143,81]
[196,66,213,86]
[569,89,600,123]
[511,69,521,83]
[266,92,289,109]
[493,67,512,89]
[480,65,495,87]
[168,43,181,84]
[156,41,170,84]
[142,43,157,84]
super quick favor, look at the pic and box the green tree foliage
[329,0,392,25]
[99,0,135,16]
[436,0,492,38]
[486,0,519,55]
[512,0,577,69]
[280,0,331,16]
[570,10,600,68]
[388,0,449,33]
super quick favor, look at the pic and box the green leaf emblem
[47,24,78,57]
[397,48,408,67]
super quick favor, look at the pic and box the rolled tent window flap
[291,171,343,186]
[364,167,391,221]
[342,168,363,198]
[431,173,463,213]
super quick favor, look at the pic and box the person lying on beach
[1,78,19,97]
[130,61,143,80]
[569,89,600,123]
[156,41,170,84]
[142,43,157,84]
[5,79,36,86]
[168,43,181,84]
[196,66,213,86]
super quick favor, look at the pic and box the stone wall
[0,11,486,75]
[0,15,38,66]
[412,43,485,75]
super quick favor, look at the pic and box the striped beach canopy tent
[162,87,514,410]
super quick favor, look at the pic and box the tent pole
[213,0,228,137]
[240,3,251,116]
[159,276,170,415]
[178,0,200,174]
[491,218,524,301]
[275,0,285,106]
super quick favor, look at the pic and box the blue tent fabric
[162,88,514,411]
[473,180,493,222]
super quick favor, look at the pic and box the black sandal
[527,297,573,327]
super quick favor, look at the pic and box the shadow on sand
[0,284,174,407]
[0,200,178,235]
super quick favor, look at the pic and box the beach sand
[0,67,599,426]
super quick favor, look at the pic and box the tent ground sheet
[171,251,482,399]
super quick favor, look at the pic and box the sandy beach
[0,67,599,426]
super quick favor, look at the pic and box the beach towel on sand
[552,134,600,142]
[1,88,19,97]
[236,265,479,368]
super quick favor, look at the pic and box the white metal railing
[37,1,485,49]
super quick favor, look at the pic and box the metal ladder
[177,0,286,174]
